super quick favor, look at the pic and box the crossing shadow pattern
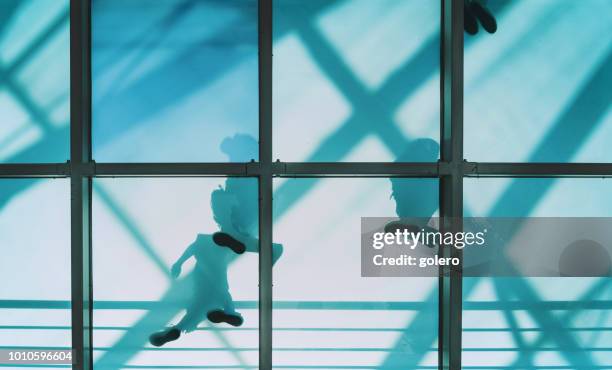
[1,0,612,368]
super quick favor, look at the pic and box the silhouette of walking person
[148,134,282,347]
[217,134,283,262]
[386,138,440,247]
[148,189,246,346]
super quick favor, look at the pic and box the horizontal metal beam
[0,163,69,177]
[94,162,259,177]
[466,162,612,177]
[272,162,442,177]
[2,162,612,178]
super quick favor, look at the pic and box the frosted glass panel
[465,0,612,162]
[273,178,439,369]
[274,0,441,162]
[463,178,612,369]
[92,0,258,162]
[0,179,71,360]
[0,0,70,163]
[92,178,259,368]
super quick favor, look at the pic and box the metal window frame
[0,0,611,369]
[69,1,93,370]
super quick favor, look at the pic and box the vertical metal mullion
[439,0,463,369]
[70,1,93,370]
[258,0,273,368]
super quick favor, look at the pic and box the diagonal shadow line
[0,8,70,161]
[585,304,611,348]
[0,5,70,134]
[274,0,515,223]
[92,278,189,370]
[0,123,33,153]
[0,128,70,206]
[91,5,264,144]
[273,0,339,37]
[279,1,584,368]
[464,0,551,90]
[95,1,198,102]
[0,1,337,198]
[3,1,330,367]
[455,52,612,369]
[506,278,612,369]
[95,0,338,115]
[92,28,257,146]
[273,23,443,367]
[6,7,69,75]
[379,278,479,368]
[0,0,22,35]
[294,22,411,156]
[1,1,334,162]
[489,50,612,217]
[2,0,608,368]
[1,1,337,165]
[92,183,170,277]
[93,278,251,370]
[73,4,344,369]
[381,25,611,370]
[90,199,253,367]
[1,11,262,193]
[496,278,595,367]
[274,30,440,219]
[493,279,529,351]
[274,0,512,217]
[93,276,248,370]
[0,65,54,132]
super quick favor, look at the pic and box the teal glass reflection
[463,178,612,368]
[273,0,440,162]
[273,178,439,369]
[465,0,612,162]
[0,179,71,361]
[0,0,70,163]
[92,178,259,368]
[92,0,258,162]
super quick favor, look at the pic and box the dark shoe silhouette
[213,232,246,254]
[464,3,479,35]
[149,328,180,347]
[471,1,497,34]
[207,310,244,327]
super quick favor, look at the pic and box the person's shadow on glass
[386,138,440,252]
[149,134,282,347]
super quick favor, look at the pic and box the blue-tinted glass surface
[465,0,612,162]
[92,178,258,368]
[273,0,440,162]
[92,0,258,162]
[0,179,71,360]
[0,0,70,163]
[463,178,612,368]
[273,178,439,368]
